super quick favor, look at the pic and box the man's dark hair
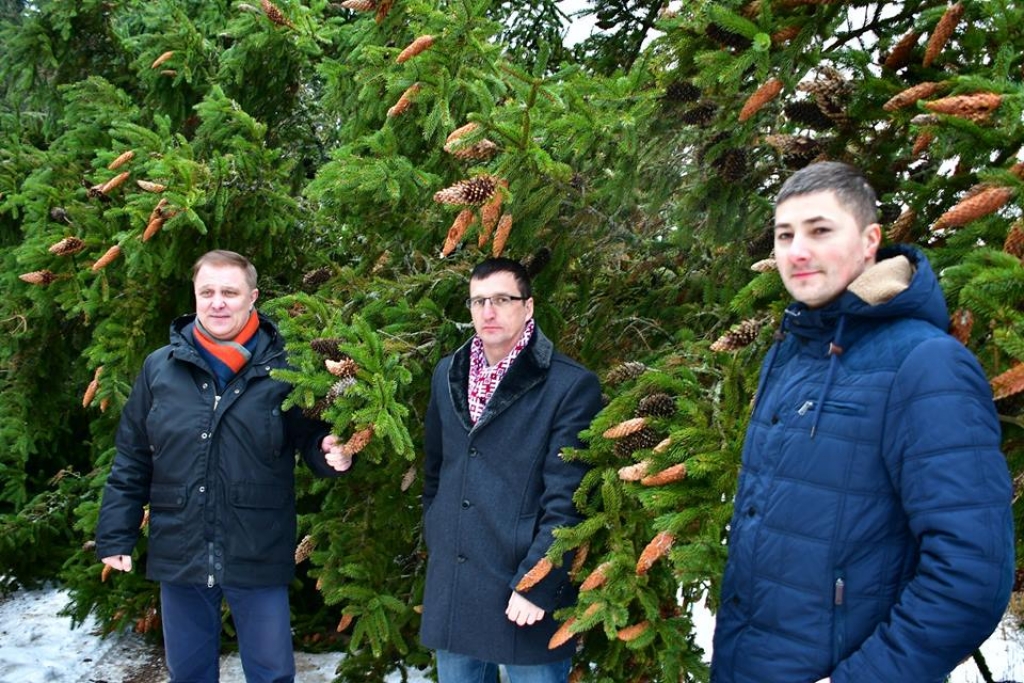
[470,257,532,299]
[776,161,879,229]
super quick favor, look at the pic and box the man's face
[194,263,258,340]
[469,271,534,361]
[774,190,881,309]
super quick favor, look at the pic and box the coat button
[457,554,467,563]
[770,415,779,424]
[201,432,209,439]
[469,448,478,457]
[746,506,756,517]
[461,499,471,509]
[199,485,206,493]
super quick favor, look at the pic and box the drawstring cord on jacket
[809,315,846,438]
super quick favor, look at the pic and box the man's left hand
[505,591,545,626]
[321,434,353,472]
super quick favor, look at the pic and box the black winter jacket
[96,313,336,587]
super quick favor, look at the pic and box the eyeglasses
[465,295,528,310]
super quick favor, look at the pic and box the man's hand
[505,591,545,626]
[321,435,353,472]
[101,555,132,572]
[814,678,831,682]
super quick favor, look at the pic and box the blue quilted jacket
[711,245,1014,683]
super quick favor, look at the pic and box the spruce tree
[0,0,1021,682]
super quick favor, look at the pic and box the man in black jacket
[96,250,352,683]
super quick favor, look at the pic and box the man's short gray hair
[192,250,258,290]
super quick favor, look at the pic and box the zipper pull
[798,400,814,415]
[213,395,221,411]
[208,574,215,588]
[834,578,845,605]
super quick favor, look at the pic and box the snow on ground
[0,585,1021,682]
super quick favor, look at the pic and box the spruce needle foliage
[1,0,1023,679]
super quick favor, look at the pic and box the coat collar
[447,326,554,434]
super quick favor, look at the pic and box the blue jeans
[436,649,572,683]
[160,582,294,683]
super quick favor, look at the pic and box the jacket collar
[447,325,554,433]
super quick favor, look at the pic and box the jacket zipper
[208,542,216,588]
[832,573,846,663]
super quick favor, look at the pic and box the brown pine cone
[261,0,294,27]
[151,51,174,69]
[548,617,577,649]
[107,150,135,170]
[325,357,358,379]
[883,81,945,112]
[302,266,332,287]
[635,392,676,418]
[441,209,476,258]
[738,78,783,122]
[924,92,1002,123]
[387,83,421,117]
[310,338,345,360]
[491,214,513,257]
[19,270,59,285]
[342,426,374,456]
[396,35,434,63]
[605,361,648,385]
[640,463,688,487]
[515,557,553,592]
[1004,221,1024,259]
[434,175,499,206]
[931,186,1014,232]
[48,236,86,256]
[616,620,651,642]
[91,245,122,271]
[711,317,766,352]
[883,30,920,71]
[635,531,675,575]
[579,561,612,591]
[603,417,648,439]
[923,2,964,67]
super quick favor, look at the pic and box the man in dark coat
[96,250,354,683]
[420,257,603,683]
[711,162,1015,683]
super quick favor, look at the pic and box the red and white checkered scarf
[467,319,535,424]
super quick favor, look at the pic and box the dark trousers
[160,582,295,683]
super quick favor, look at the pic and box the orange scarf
[193,310,260,379]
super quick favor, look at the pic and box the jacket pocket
[147,484,189,560]
[226,482,293,563]
[230,482,291,509]
[512,512,538,569]
[798,398,866,416]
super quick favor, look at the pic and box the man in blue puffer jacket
[711,162,1015,683]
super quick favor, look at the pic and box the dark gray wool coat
[420,326,603,665]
